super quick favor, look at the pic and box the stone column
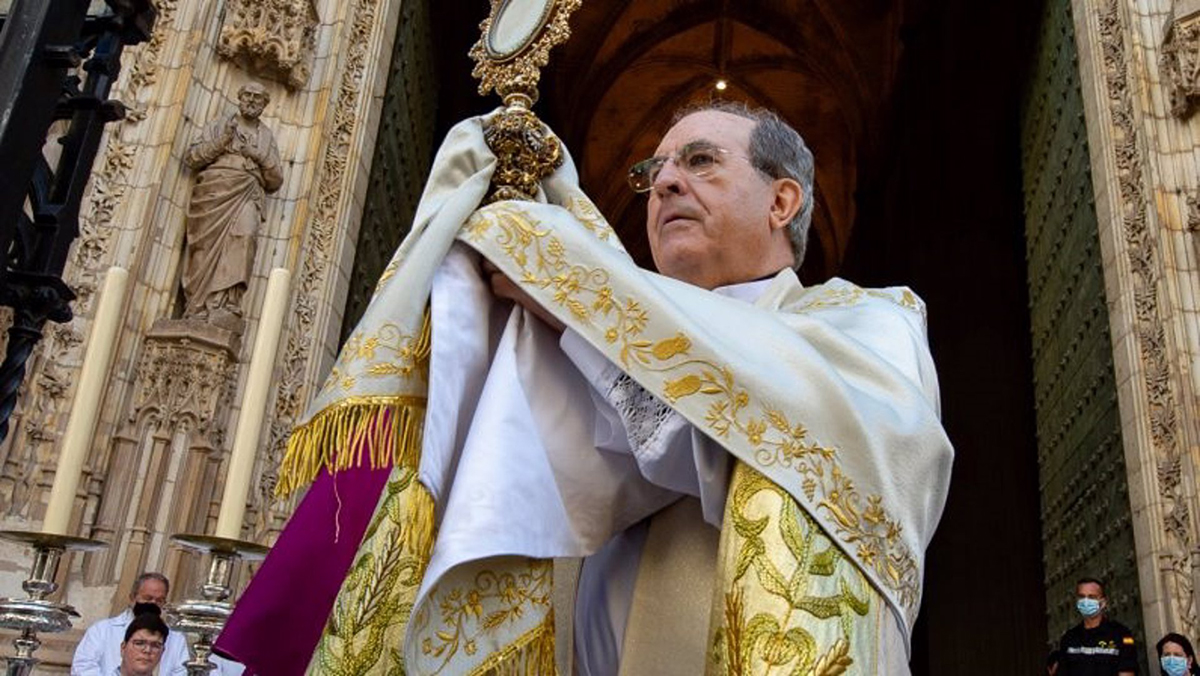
[1072,0,1200,639]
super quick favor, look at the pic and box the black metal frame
[0,0,156,440]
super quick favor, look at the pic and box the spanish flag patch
[1123,636,1135,645]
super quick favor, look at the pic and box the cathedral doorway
[353,0,1062,672]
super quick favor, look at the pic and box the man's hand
[484,260,565,334]
[240,137,263,164]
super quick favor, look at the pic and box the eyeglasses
[627,142,745,193]
[129,639,165,653]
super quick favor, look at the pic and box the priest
[216,101,952,675]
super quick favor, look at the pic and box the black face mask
[132,602,161,617]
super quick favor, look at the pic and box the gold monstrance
[469,0,582,203]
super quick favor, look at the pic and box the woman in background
[1157,632,1199,676]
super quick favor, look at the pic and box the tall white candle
[215,268,291,539]
[43,267,129,535]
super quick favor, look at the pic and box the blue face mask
[1076,598,1102,618]
[1161,655,1189,676]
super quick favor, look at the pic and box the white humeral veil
[288,111,953,675]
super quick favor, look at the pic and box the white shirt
[71,609,245,676]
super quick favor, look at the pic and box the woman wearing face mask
[1157,633,1199,676]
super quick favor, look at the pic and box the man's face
[131,579,167,608]
[645,110,791,289]
[120,629,164,676]
[1075,581,1105,608]
[238,91,268,119]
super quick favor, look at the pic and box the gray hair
[671,101,815,268]
[129,572,170,599]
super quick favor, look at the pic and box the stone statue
[181,82,283,331]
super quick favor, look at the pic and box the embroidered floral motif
[464,208,651,369]
[663,357,920,610]
[321,313,430,396]
[464,202,923,613]
[310,466,436,675]
[795,283,924,318]
[563,193,620,245]
[709,465,871,675]
[413,559,554,674]
[374,257,401,293]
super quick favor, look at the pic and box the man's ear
[769,178,803,232]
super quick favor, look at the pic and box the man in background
[1056,577,1137,675]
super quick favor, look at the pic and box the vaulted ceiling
[539,0,916,280]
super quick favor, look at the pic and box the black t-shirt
[1057,618,1138,675]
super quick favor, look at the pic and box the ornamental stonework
[267,0,382,500]
[217,0,319,90]
[1099,0,1194,633]
[1161,1,1200,118]
[130,319,239,445]
[1073,0,1200,641]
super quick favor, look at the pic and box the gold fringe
[275,311,431,497]
[468,609,557,676]
[405,473,437,563]
[275,395,428,497]
[411,305,433,374]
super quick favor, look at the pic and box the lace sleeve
[559,328,716,499]
[600,371,729,523]
[603,373,682,459]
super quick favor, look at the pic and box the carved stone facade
[1071,0,1200,642]
[82,321,238,600]
[128,322,239,446]
[1162,0,1200,118]
[262,0,398,515]
[1022,0,1145,650]
[0,0,409,669]
[217,0,319,90]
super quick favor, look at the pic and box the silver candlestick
[163,534,267,676]
[0,530,107,676]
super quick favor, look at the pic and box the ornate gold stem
[482,101,564,203]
